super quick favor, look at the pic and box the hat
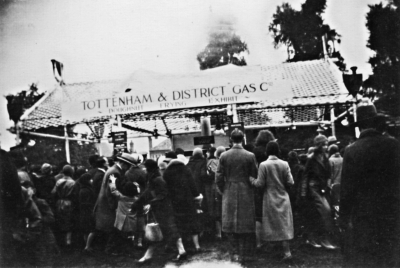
[327,136,340,146]
[144,159,158,172]
[40,163,52,175]
[164,151,177,163]
[62,165,74,177]
[116,153,136,166]
[353,103,385,127]
[314,135,328,146]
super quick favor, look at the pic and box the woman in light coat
[250,141,294,260]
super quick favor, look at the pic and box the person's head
[88,155,99,168]
[207,147,217,159]
[79,173,92,186]
[288,151,298,164]
[62,165,74,177]
[158,161,168,175]
[298,154,308,165]
[328,144,339,156]
[314,135,328,154]
[175,148,185,155]
[164,151,177,164]
[116,153,136,172]
[192,148,203,158]
[144,159,158,174]
[354,103,385,131]
[255,130,275,148]
[123,182,139,198]
[40,163,52,176]
[215,146,226,159]
[327,136,339,146]
[266,141,280,157]
[57,161,70,174]
[230,129,244,144]
[95,157,107,169]
[75,166,87,180]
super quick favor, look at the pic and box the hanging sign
[112,131,127,152]
[194,136,215,145]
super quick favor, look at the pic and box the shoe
[306,240,322,248]
[320,240,337,250]
[83,248,95,255]
[172,253,187,262]
[194,248,207,254]
[281,254,293,263]
[136,258,152,265]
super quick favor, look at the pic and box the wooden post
[353,103,360,138]
[64,126,70,163]
[232,104,238,123]
[330,107,336,137]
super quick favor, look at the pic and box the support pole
[330,107,336,137]
[232,104,238,123]
[353,103,360,138]
[64,126,70,163]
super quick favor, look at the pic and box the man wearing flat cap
[340,103,400,267]
[93,153,136,254]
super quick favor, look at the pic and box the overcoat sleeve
[215,156,225,193]
[339,149,356,225]
[252,163,267,188]
[285,162,294,186]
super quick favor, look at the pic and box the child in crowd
[109,176,142,252]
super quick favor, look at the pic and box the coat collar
[359,129,381,139]
[167,159,185,167]
[267,155,278,160]
[232,144,243,149]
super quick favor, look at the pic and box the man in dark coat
[92,157,108,199]
[125,153,146,193]
[32,163,56,209]
[339,103,400,267]
[216,129,258,262]
[93,153,136,254]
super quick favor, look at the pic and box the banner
[61,65,293,122]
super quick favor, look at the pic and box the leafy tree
[269,0,345,70]
[197,20,249,70]
[362,0,400,116]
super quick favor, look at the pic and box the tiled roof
[21,59,354,132]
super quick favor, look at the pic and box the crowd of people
[0,103,399,267]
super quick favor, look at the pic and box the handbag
[144,210,163,242]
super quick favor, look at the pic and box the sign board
[194,136,215,145]
[112,131,127,152]
[61,65,294,122]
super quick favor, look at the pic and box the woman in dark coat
[252,130,276,248]
[78,173,96,244]
[52,165,76,246]
[163,151,203,254]
[131,159,187,263]
[187,147,210,232]
[303,135,336,249]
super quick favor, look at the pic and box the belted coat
[216,144,258,233]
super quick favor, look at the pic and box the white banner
[61,65,293,122]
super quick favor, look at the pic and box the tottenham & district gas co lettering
[80,82,273,113]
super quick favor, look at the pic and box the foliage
[269,0,345,70]
[5,83,45,124]
[362,1,400,116]
[21,127,98,167]
[197,20,249,70]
